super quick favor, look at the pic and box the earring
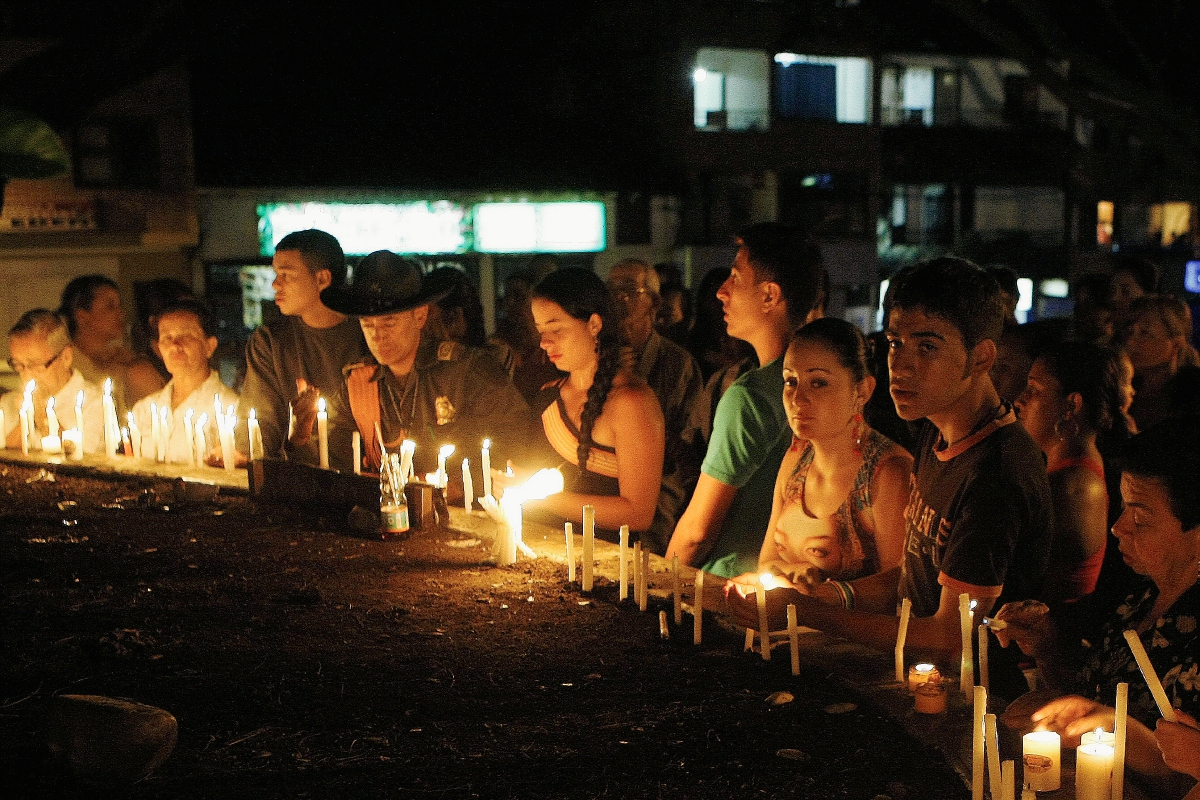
[851,409,866,457]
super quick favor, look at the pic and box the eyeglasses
[611,286,649,304]
[7,347,66,373]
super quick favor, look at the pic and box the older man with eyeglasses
[3,308,105,453]
[606,259,703,554]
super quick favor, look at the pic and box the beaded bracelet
[828,579,856,610]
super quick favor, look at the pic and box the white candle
[437,444,455,488]
[46,397,59,439]
[639,544,650,613]
[632,540,642,607]
[1076,742,1113,800]
[316,397,329,469]
[218,403,237,473]
[150,401,160,459]
[1022,730,1060,791]
[400,440,416,483]
[1113,682,1128,800]
[499,494,520,565]
[582,505,594,592]
[1000,759,1015,800]
[462,458,473,511]
[19,403,30,455]
[744,628,755,652]
[62,428,83,461]
[159,405,171,462]
[979,623,989,690]
[1080,728,1115,747]
[481,438,492,500]
[619,525,629,601]
[126,412,140,458]
[195,412,208,466]
[658,609,669,640]
[564,522,575,582]
[895,596,911,683]
[986,713,1002,800]
[352,430,361,474]
[693,570,704,645]
[248,408,264,462]
[972,684,986,800]
[757,573,771,662]
[183,409,195,466]
[672,555,682,625]
[960,593,974,698]
[75,390,84,446]
[1123,629,1177,721]
[787,603,800,676]
[102,378,117,458]
[40,434,61,454]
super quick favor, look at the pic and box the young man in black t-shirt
[729,257,1053,700]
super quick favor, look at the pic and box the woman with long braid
[499,268,665,536]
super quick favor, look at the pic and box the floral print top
[1076,579,1200,726]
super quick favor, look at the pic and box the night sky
[185,3,658,189]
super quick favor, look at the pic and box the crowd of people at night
[4,225,1200,797]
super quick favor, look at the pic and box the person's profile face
[884,306,973,423]
[717,246,764,343]
[1013,358,1067,454]
[271,250,326,317]
[1112,473,1187,580]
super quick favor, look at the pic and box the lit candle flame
[505,467,565,504]
[248,408,257,422]
[438,444,456,459]
[76,390,84,409]
[401,439,416,454]
[483,438,491,448]
[317,397,327,413]
[104,377,112,396]
[184,408,194,422]
[758,572,780,591]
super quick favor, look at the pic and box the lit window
[773,54,871,123]
[693,48,770,132]
[1097,201,1114,247]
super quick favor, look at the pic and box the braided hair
[533,268,624,475]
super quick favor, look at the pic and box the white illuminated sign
[258,202,467,256]
[473,202,606,253]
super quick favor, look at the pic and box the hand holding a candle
[724,575,801,631]
[991,599,1054,654]
[286,378,322,446]
[1154,710,1200,780]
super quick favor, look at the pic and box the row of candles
[887,589,1178,799]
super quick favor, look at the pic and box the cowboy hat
[320,250,450,317]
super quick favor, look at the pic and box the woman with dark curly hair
[500,268,664,535]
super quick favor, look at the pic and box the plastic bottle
[380,453,409,538]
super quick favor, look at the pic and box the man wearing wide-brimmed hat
[322,251,541,493]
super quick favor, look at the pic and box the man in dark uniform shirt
[321,251,541,493]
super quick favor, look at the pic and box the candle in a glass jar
[1022,731,1060,791]
[908,663,940,692]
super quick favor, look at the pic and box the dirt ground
[0,462,969,799]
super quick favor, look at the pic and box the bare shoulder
[1050,464,1106,502]
[872,444,914,490]
[605,373,662,421]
